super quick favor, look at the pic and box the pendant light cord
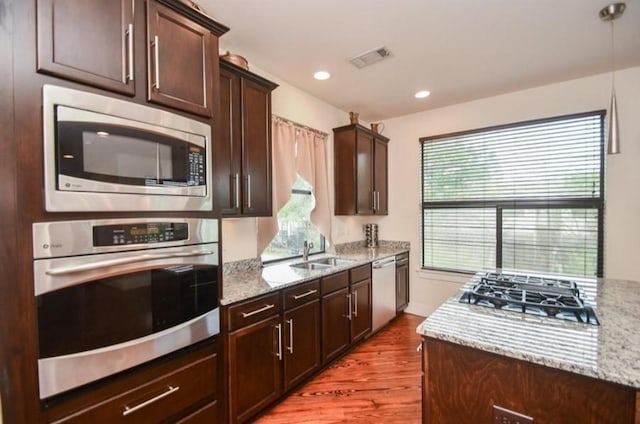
[610,20,616,94]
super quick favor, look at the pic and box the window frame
[420,110,605,277]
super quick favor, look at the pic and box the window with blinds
[420,111,604,277]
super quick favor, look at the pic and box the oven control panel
[93,222,189,246]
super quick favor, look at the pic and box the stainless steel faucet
[302,240,314,262]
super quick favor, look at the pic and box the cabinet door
[283,300,321,391]
[373,138,388,215]
[396,261,409,312]
[241,79,272,216]
[37,0,135,95]
[350,279,372,343]
[356,130,375,214]
[147,1,212,117]
[321,287,350,364]
[214,67,242,215]
[228,315,282,423]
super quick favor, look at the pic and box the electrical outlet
[493,405,534,424]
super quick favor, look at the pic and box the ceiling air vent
[349,46,392,69]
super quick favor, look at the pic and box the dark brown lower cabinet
[321,286,351,363]
[396,252,409,312]
[283,300,321,391]
[226,283,322,423]
[350,278,372,343]
[423,337,638,424]
[321,266,372,364]
[228,315,282,423]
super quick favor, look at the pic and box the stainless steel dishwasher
[372,256,397,332]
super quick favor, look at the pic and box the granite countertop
[417,271,640,389]
[221,242,409,306]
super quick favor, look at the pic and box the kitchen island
[417,271,640,423]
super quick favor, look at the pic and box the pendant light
[599,3,625,155]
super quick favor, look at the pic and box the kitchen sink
[289,256,355,270]
[309,257,355,266]
[290,261,333,270]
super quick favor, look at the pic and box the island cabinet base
[422,337,638,424]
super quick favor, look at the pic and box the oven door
[33,243,219,399]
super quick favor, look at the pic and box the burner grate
[460,272,599,325]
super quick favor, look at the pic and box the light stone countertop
[417,271,640,389]
[221,244,409,306]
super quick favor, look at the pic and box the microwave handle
[45,249,214,276]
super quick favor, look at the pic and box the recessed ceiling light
[415,90,431,99]
[313,71,331,80]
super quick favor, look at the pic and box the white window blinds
[421,111,604,277]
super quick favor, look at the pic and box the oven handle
[45,250,214,276]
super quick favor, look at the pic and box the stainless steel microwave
[43,85,212,211]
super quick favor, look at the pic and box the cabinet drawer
[321,271,349,295]
[350,264,371,284]
[53,352,217,423]
[283,280,320,310]
[228,292,281,332]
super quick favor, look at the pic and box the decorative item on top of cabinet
[395,252,409,313]
[214,60,278,217]
[36,0,229,117]
[333,124,389,215]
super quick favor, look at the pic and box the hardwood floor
[255,313,425,424]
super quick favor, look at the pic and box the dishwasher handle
[372,258,396,269]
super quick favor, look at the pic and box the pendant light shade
[600,2,625,155]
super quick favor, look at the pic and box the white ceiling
[200,0,640,122]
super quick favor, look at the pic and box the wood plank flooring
[255,313,425,424]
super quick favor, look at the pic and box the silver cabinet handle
[293,289,317,300]
[241,303,275,318]
[396,258,409,265]
[246,174,252,209]
[45,250,213,276]
[286,319,294,354]
[353,291,358,317]
[346,293,352,321]
[275,323,283,360]
[234,173,240,209]
[417,343,423,352]
[126,23,134,82]
[122,385,179,416]
[371,191,376,210]
[376,191,380,211]
[152,35,160,89]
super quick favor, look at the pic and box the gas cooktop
[459,271,599,325]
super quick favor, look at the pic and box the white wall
[384,66,640,316]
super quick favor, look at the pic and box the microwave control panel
[93,222,189,246]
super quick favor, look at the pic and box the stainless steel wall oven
[32,218,220,399]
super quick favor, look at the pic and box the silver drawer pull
[241,303,275,318]
[122,385,179,416]
[293,289,317,300]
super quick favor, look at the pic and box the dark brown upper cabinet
[37,0,136,95]
[37,0,229,117]
[214,60,278,217]
[334,124,389,215]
